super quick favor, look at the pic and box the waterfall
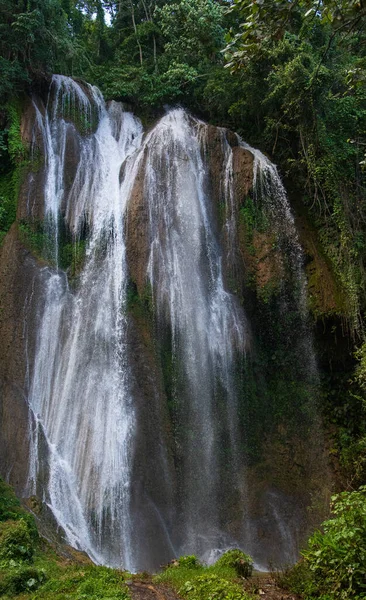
[28,76,143,570]
[143,109,248,556]
[25,76,319,571]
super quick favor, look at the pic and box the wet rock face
[125,149,150,297]
[0,224,43,494]
[17,98,45,223]
[126,122,255,299]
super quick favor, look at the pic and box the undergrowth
[0,479,131,600]
[275,486,366,600]
[153,550,253,600]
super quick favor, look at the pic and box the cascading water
[143,110,248,556]
[28,76,144,569]
[25,75,320,571]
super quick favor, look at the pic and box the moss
[55,94,99,136]
[59,239,87,276]
[238,198,284,302]
[0,99,30,244]
[18,220,49,261]
[0,171,18,233]
[6,101,26,164]
[126,279,153,316]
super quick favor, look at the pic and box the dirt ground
[243,573,301,599]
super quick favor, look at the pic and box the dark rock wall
[0,223,43,493]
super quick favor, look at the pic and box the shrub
[0,565,46,595]
[177,555,202,569]
[303,485,366,599]
[272,560,315,596]
[0,479,38,540]
[180,574,250,600]
[215,550,253,579]
[0,519,34,563]
[74,566,129,600]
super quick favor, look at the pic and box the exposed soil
[127,581,181,600]
[243,573,301,600]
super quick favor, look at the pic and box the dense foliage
[0,479,130,599]
[303,486,366,599]
[278,486,366,600]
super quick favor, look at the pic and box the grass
[154,564,238,588]
[0,479,131,600]
[0,542,131,599]
[153,561,253,600]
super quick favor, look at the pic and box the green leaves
[303,486,366,599]
[179,574,251,600]
[214,550,253,579]
[156,0,224,66]
[224,0,366,71]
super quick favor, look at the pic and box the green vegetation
[0,480,37,540]
[303,486,366,600]
[60,239,87,276]
[277,486,366,600]
[0,479,130,600]
[175,555,202,569]
[224,0,366,331]
[0,480,255,600]
[180,574,251,600]
[214,550,253,579]
[1,0,365,331]
[0,100,27,246]
[154,553,252,600]
[0,2,366,598]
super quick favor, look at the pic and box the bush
[0,565,46,595]
[273,560,315,596]
[303,485,366,599]
[0,479,37,540]
[177,555,202,569]
[180,574,250,600]
[0,519,34,563]
[215,550,253,579]
[75,566,129,600]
